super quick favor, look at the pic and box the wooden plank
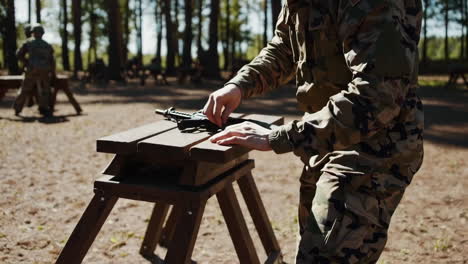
[137,113,248,160]
[238,172,281,255]
[140,203,170,257]
[0,75,69,89]
[217,184,260,264]
[0,77,22,89]
[138,128,211,160]
[96,120,176,154]
[189,113,284,162]
[0,74,68,80]
[56,194,118,264]
[94,175,188,204]
[164,199,207,263]
[179,154,249,186]
[265,251,283,264]
[199,159,255,199]
[159,207,177,248]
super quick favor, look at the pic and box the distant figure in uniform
[146,57,169,85]
[14,24,56,117]
[20,24,39,108]
[203,0,424,263]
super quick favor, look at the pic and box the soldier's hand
[209,121,272,151]
[203,84,242,127]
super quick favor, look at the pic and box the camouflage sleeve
[268,1,420,162]
[226,5,296,98]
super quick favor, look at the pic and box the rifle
[155,107,268,131]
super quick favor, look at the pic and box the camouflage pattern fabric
[13,69,52,115]
[227,0,424,262]
[17,38,55,72]
[15,37,55,115]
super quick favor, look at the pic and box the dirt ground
[0,76,467,264]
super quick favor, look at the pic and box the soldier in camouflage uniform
[204,0,424,262]
[14,24,56,117]
[21,24,39,108]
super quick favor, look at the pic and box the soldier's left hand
[209,121,272,151]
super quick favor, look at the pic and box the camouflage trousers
[295,147,423,263]
[14,69,51,115]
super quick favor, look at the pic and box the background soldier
[21,24,39,108]
[203,0,424,262]
[24,24,32,39]
[14,24,56,117]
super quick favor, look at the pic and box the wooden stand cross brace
[56,113,284,264]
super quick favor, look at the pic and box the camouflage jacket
[17,38,55,72]
[228,0,424,166]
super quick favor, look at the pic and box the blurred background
[0,0,466,78]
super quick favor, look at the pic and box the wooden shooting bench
[56,113,284,264]
[446,64,468,89]
[0,74,82,114]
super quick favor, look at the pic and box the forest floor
[0,75,467,264]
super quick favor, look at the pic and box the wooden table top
[0,74,69,90]
[97,113,284,163]
[0,74,69,81]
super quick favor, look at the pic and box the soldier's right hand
[203,84,242,127]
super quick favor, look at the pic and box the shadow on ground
[417,84,468,148]
[0,113,83,124]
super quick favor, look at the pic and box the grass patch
[433,237,452,252]
[418,79,447,87]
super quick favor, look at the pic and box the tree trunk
[230,0,239,68]
[136,0,143,64]
[163,0,176,74]
[28,0,32,24]
[466,0,468,59]
[155,0,163,61]
[197,0,203,57]
[263,0,268,47]
[224,0,230,71]
[206,0,220,78]
[271,0,281,33]
[123,0,130,64]
[88,0,97,67]
[461,0,465,60]
[182,0,193,69]
[422,0,428,64]
[36,0,41,23]
[61,0,70,71]
[106,0,124,81]
[174,0,180,66]
[5,0,20,74]
[72,0,83,78]
[444,0,449,61]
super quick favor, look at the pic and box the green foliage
[419,36,465,60]
[418,78,446,87]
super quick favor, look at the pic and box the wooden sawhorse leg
[159,206,178,248]
[140,203,170,256]
[217,183,261,264]
[60,85,82,114]
[140,171,282,263]
[165,199,207,263]
[139,203,177,257]
[238,172,282,263]
[461,73,468,88]
[50,85,82,114]
[56,192,118,264]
